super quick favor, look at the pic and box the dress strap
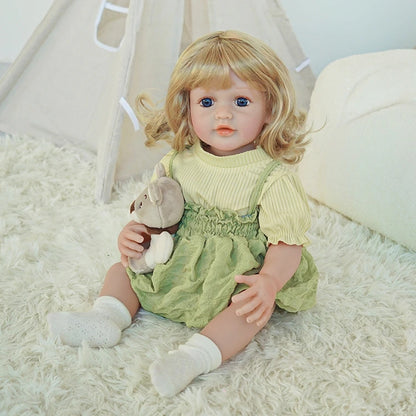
[248,160,280,213]
[167,150,178,178]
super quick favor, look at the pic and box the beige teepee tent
[0,0,315,202]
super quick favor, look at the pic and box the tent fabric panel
[0,0,123,154]
[97,0,184,201]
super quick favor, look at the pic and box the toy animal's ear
[148,182,162,205]
[155,163,167,179]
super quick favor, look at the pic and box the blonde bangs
[184,61,232,91]
[177,32,270,92]
[179,46,234,91]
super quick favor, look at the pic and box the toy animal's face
[129,176,184,229]
[130,188,162,227]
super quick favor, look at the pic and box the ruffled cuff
[267,231,310,247]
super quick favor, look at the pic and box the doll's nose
[215,106,232,120]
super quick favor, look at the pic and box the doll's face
[189,71,270,156]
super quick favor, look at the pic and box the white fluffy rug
[1,134,416,416]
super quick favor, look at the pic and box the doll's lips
[216,126,235,137]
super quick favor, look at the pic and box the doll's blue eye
[235,97,250,107]
[200,98,213,107]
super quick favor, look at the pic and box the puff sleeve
[259,171,311,246]
[150,150,176,180]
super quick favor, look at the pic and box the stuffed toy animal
[128,163,184,274]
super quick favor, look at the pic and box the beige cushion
[298,49,416,251]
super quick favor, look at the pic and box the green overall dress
[127,160,319,328]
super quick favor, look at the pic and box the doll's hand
[118,220,148,267]
[231,274,279,327]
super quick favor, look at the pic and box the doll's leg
[149,299,269,396]
[48,262,139,348]
[99,262,140,316]
[200,299,272,360]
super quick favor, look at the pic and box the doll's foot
[149,333,222,396]
[47,311,123,347]
[47,296,131,347]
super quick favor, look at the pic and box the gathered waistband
[176,202,265,240]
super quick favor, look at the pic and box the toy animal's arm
[146,224,179,235]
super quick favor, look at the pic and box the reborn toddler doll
[48,30,319,397]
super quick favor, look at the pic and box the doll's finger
[235,297,261,317]
[255,309,273,327]
[120,244,142,257]
[246,305,267,324]
[129,224,149,235]
[124,240,144,252]
[256,304,276,327]
[234,274,258,286]
[121,255,128,267]
[231,287,254,304]
[121,247,143,258]
[124,231,144,243]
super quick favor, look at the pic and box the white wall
[0,0,54,63]
[280,0,416,75]
[0,0,415,76]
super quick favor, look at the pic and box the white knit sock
[47,296,132,348]
[149,333,222,396]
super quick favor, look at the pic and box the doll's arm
[232,242,302,326]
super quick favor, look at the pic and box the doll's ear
[155,163,167,179]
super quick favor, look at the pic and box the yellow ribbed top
[157,142,311,246]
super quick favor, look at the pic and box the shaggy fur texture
[1,134,415,415]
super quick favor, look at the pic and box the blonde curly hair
[136,30,308,164]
